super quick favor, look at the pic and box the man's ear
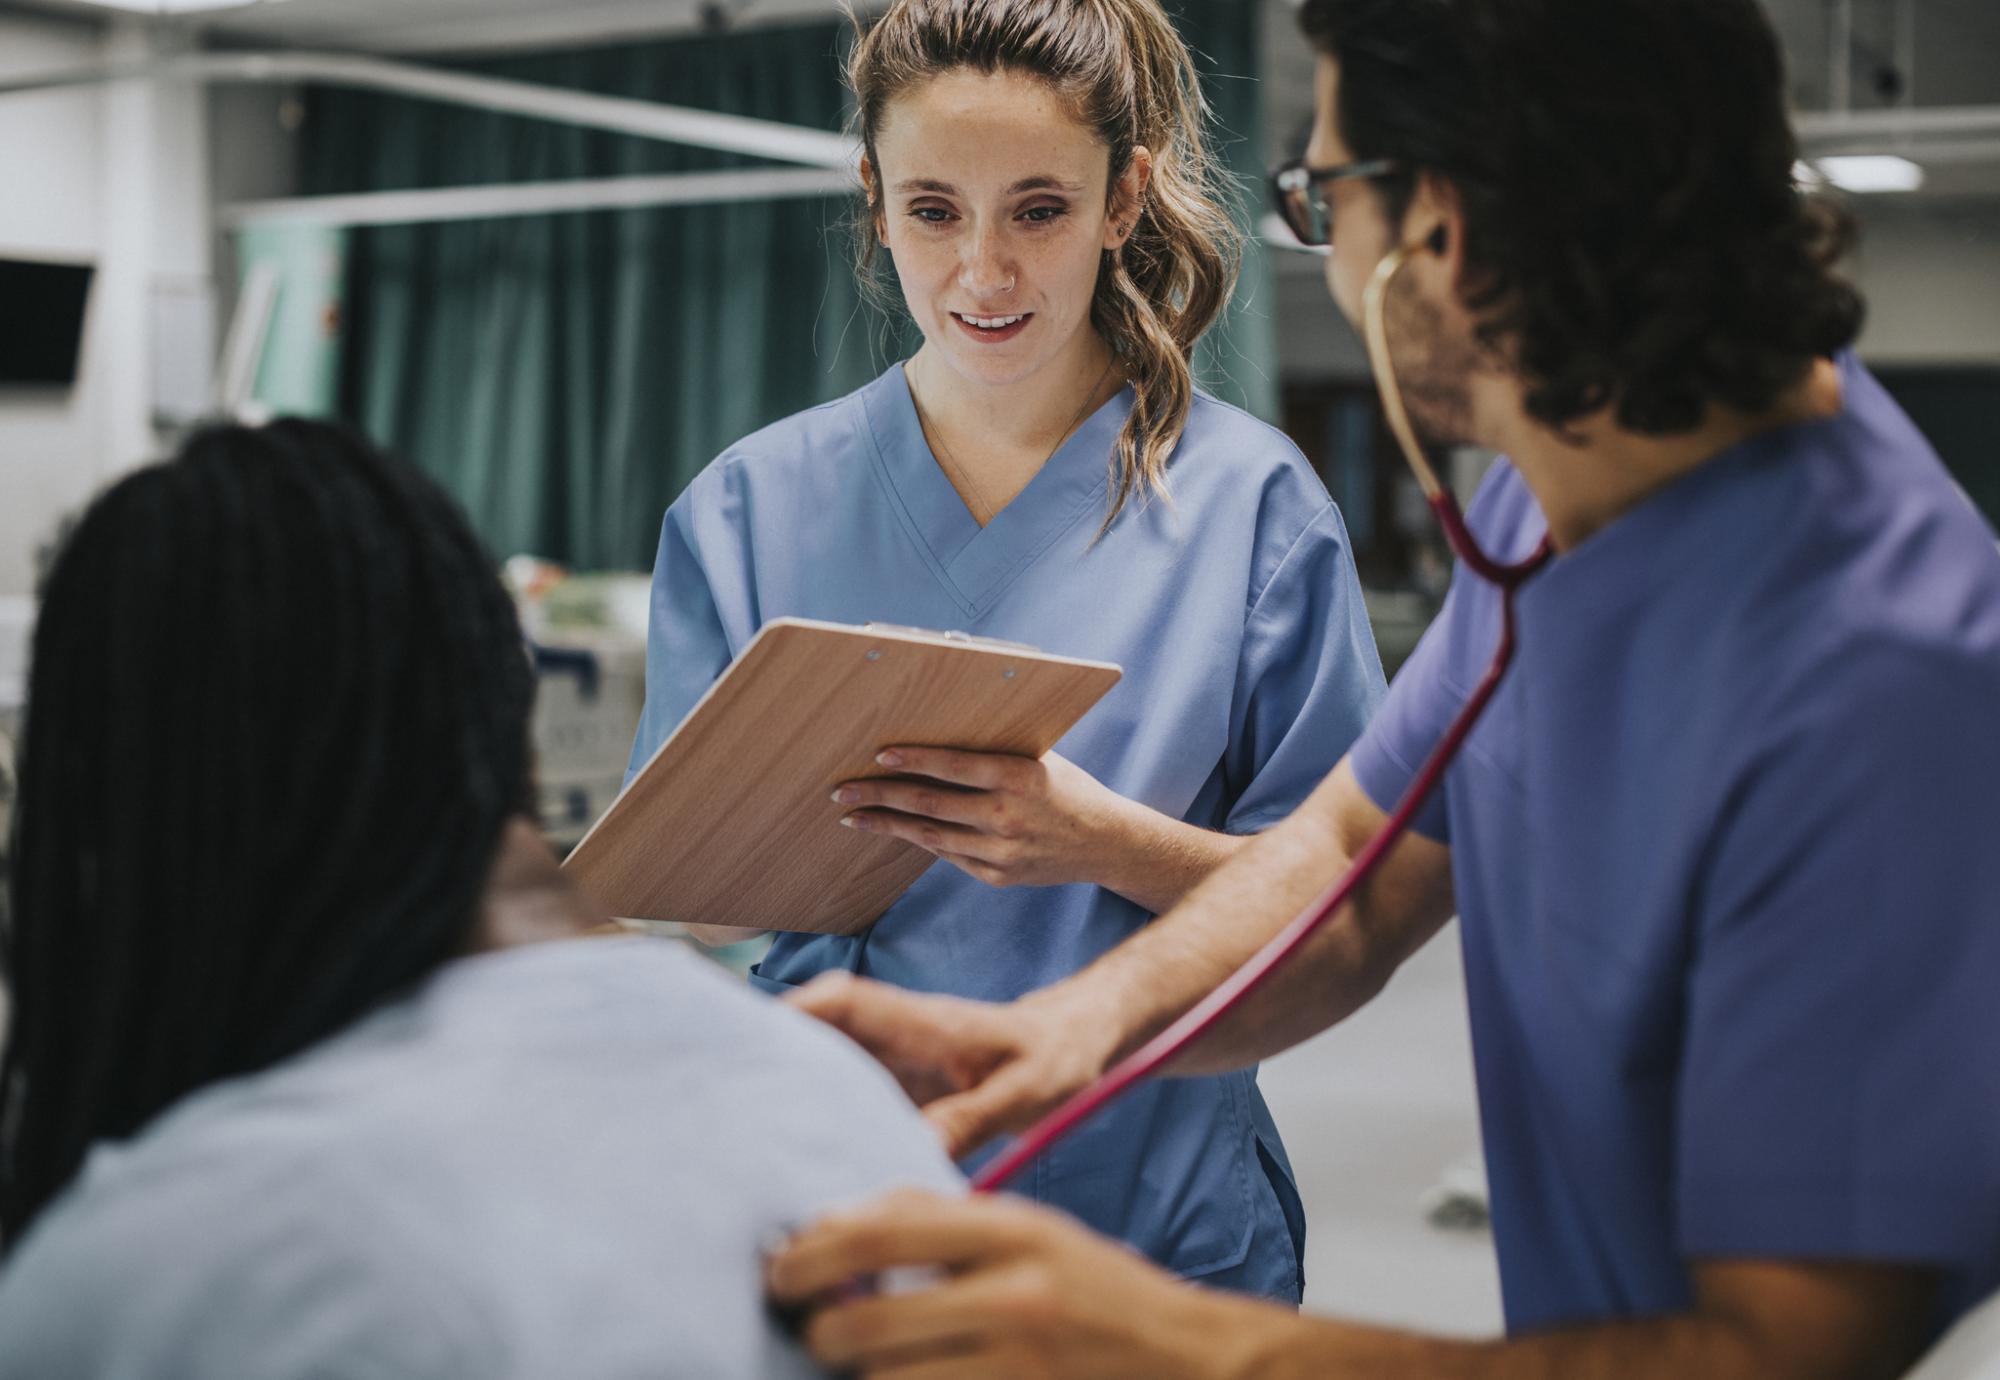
[1403,169,1468,288]
[1105,145,1155,250]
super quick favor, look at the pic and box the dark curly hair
[1299,0,1865,435]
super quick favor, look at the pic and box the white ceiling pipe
[1797,104,2000,147]
[220,166,858,229]
[1849,138,2000,168]
[0,50,860,170]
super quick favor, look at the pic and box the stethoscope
[968,239,1555,1195]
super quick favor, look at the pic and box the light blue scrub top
[630,363,1384,1300]
[1350,354,2000,1334]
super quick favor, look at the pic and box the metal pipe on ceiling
[1798,104,2000,146]
[0,50,860,170]
[222,166,857,229]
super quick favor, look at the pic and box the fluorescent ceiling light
[1812,154,1926,193]
[68,0,288,13]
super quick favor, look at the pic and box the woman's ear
[1105,145,1155,250]
[860,154,887,237]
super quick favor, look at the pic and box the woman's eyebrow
[892,175,1085,195]
[1006,176,1084,194]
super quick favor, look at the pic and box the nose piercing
[1002,275,1017,293]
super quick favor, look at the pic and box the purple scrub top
[1352,353,2000,1334]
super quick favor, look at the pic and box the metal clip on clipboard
[861,622,1043,654]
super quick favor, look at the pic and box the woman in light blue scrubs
[628,0,1383,1302]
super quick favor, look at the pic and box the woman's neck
[905,330,1123,523]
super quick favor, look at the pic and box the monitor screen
[0,259,95,386]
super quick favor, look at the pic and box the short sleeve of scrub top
[1224,502,1386,834]
[1347,467,1545,844]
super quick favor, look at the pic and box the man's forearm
[1209,1295,1921,1380]
[1037,762,1453,1076]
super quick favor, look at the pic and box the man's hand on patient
[766,1188,1257,1380]
[785,973,1118,1158]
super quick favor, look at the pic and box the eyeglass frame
[1269,156,1402,252]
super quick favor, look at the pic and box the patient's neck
[468,816,606,953]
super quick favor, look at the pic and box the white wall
[0,11,216,599]
[0,12,109,598]
[1849,202,2000,364]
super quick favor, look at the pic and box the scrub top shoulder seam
[1244,499,1343,621]
[1182,390,1333,496]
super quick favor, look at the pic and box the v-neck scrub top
[629,363,1385,1300]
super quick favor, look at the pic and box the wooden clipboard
[561,618,1122,936]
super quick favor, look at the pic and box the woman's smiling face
[870,68,1136,390]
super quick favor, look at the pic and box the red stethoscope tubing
[970,492,1551,1195]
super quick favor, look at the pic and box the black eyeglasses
[1268,156,1400,251]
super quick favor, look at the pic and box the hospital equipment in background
[530,635,648,852]
[508,561,652,853]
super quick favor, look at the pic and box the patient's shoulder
[608,941,965,1192]
[0,939,957,1379]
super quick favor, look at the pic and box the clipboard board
[561,618,1122,937]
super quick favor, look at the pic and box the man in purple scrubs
[766,0,2000,1375]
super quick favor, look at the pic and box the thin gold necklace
[911,355,1118,526]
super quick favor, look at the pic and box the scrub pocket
[746,965,794,997]
[1035,1068,1304,1302]
[1251,1122,1308,1303]
[747,933,865,996]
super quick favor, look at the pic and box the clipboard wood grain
[561,620,1121,937]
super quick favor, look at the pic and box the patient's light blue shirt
[1350,354,2000,1334]
[629,363,1384,1299]
[0,939,963,1378]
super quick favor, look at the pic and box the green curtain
[1177,0,1280,430]
[300,3,1271,571]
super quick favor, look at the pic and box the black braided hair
[0,419,533,1243]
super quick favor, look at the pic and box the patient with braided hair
[0,420,959,1378]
